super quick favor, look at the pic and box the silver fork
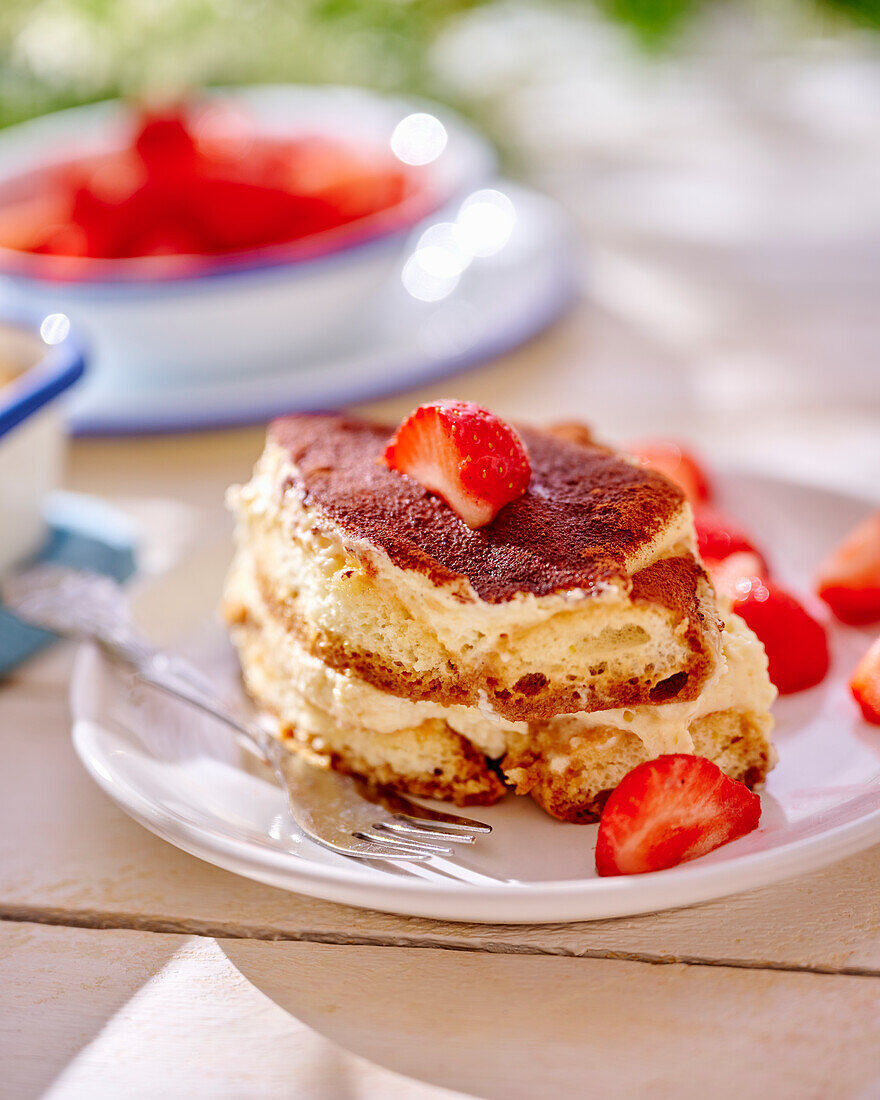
[3,565,491,863]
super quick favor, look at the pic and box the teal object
[0,492,137,675]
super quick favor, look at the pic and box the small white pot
[0,314,85,573]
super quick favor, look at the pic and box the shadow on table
[220,936,880,1100]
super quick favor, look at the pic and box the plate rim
[69,470,880,923]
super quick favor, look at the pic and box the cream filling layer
[229,551,775,761]
[574,612,777,756]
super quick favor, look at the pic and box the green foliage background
[0,0,878,129]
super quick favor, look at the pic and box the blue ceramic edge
[1,220,418,300]
[0,306,87,438]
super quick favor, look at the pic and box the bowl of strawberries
[0,86,493,389]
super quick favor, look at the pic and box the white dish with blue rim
[64,181,575,435]
[0,85,495,392]
[0,308,85,572]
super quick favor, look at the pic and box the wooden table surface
[3,301,880,1099]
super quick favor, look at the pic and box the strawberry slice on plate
[383,401,531,529]
[731,577,829,695]
[595,754,761,876]
[816,511,880,626]
[705,551,769,601]
[626,440,711,504]
[694,508,768,571]
[850,636,880,725]
[695,507,770,599]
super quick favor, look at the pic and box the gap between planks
[1,678,69,701]
[2,907,879,981]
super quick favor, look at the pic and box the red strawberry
[626,440,711,504]
[134,108,199,175]
[595,754,761,876]
[383,401,531,529]
[816,512,880,626]
[191,178,340,253]
[694,508,768,570]
[732,578,829,695]
[69,185,141,259]
[705,551,769,601]
[851,636,880,725]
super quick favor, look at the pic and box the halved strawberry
[626,440,711,504]
[705,551,769,601]
[851,636,880,725]
[731,578,829,695]
[595,754,761,876]
[816,512,880,626]
[382,401,531,529]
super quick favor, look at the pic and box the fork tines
[350,810,491,860]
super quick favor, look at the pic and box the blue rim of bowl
[0,195,450,297]
[1,220,429,300]
[0,307,87,437]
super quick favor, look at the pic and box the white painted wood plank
[4,922,879,1100]
[0,922,471,1100]
[67,431,265,513]
[1,690,879,972]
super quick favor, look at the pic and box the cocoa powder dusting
[269,413,686,604]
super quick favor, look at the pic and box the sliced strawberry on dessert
[816,511,880,626]
[595,754,761,876]
[626,440,711,504]
[731,577,829,695]
[383,401,531,529]
[851,636,880,725]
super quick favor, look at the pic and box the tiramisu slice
[224,405,776,823]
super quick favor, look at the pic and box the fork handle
[122,648,284,770]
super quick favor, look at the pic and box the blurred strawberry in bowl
[18,105,413,266]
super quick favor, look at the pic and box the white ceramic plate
[63,181,574,435]
[70,470,880,923]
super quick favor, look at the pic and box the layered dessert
[224,408,776,823]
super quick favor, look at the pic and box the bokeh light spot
[401,251,460,302]
[456,189,516,257]
[40,313,70,345]
[391,113,448,166]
